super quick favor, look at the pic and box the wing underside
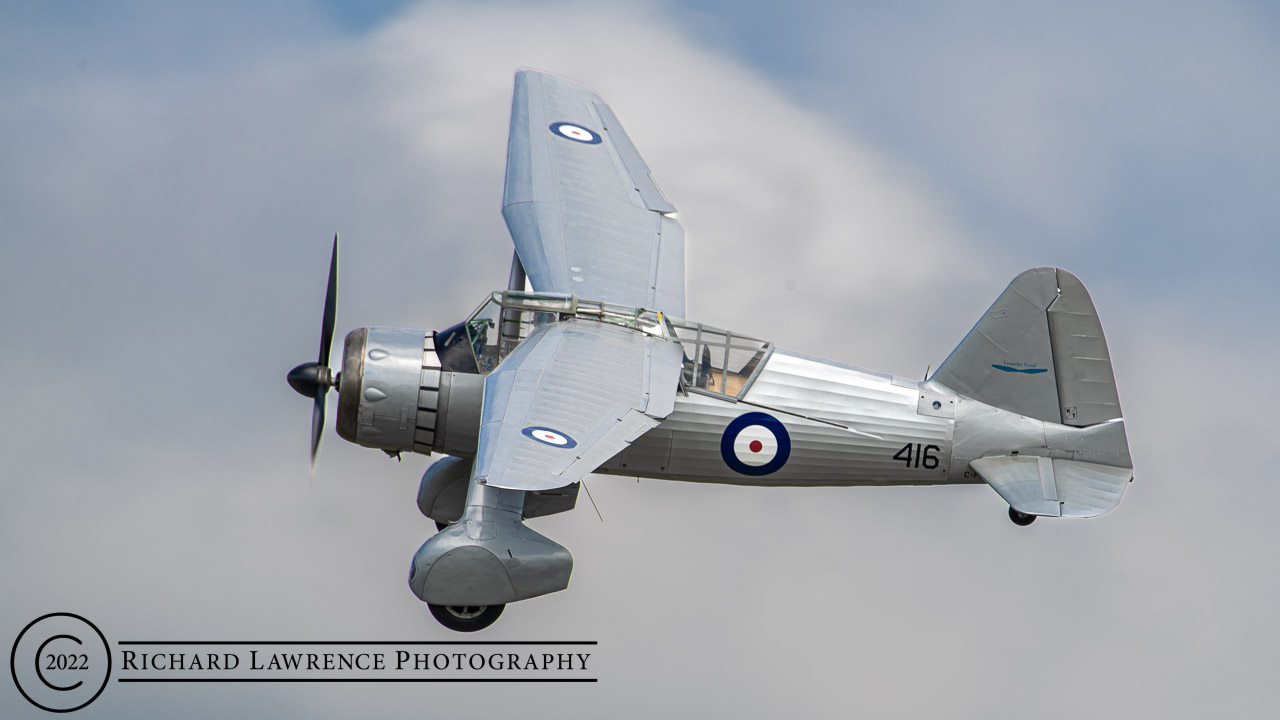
[475,320,685,492]
[502,69,685,317]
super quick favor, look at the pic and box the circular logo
[522,426,578,448]
[11,613,112,713]
[549,122,602,144]
[721,412,791,476]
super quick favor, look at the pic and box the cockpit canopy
[668,321,771,399]
[437,291,772,400]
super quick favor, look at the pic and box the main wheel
[428,603,505,632]
[1008,507,1036,526]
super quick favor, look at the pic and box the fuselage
[597,349,968,487]
[332,296,1129,493]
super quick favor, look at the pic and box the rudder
[1047,270,1122,426]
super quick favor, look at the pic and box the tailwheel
[428,603,505,632]
[1008,507,1036,526]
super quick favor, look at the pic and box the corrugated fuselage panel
[597,351,965,487]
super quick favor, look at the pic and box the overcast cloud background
[2,1,1277,717]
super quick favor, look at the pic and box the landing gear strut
[1008,507,1036,526]
[428,603,505,632]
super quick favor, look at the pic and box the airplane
[287,69,1134,632]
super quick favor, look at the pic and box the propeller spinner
[287,235,340,465]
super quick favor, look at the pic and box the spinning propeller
[286,235,340,466]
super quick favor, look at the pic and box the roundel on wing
[720,412,791,476]
[522,426,578,449]
[549,122,603,144]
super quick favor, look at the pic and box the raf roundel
[720,412,791,476]
[549,122,603,144]
[522,426,578,449]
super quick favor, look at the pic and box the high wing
[476,319,685,492]
[471,70,688,492]
[502,69,685,317]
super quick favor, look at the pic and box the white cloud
[787,0,1280,288]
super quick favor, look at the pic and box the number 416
[894,443,940,469]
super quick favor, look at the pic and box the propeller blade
[288,233,339,473]
[311,391,326,467]
[318,234,338,368]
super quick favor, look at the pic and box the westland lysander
[287,70,1133,632]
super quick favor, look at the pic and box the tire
[428,603,505,632]
[1008,507,1036,526]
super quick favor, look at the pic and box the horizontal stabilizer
[970,455,1132,518]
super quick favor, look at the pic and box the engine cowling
[335,327,482,457]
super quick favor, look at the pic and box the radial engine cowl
[336,327,442,455]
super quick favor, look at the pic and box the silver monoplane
[287,70,1134,632]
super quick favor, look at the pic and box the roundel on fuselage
[720,412,791,476]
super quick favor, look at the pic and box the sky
[2,0,1277,717]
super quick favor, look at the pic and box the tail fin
[931,267,1122,426]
